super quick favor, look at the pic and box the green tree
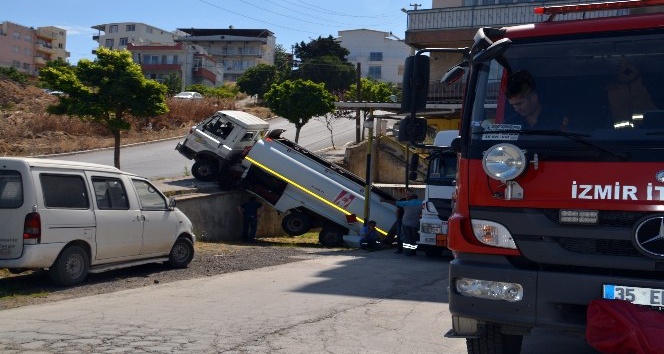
[264,79,336,143]
[274,44,292,80]
[39,47,168,168]
[293,35,349,62]
[345,78,399,103]
[236,64,278,102]
[162,73,181,95]
[296,56,355,94]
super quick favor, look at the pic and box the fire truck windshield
[469,31,664,155]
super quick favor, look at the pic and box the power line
[280,0,399,18]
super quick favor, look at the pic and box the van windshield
[469,31,664,156]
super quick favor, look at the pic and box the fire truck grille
[542,209,643,227]
[557,238,641,257]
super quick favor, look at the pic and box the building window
[12,60,20,68]
[146,27,153,34]
[23,34,31,42]
[368,66,382,79]
[12,31,20,40]
[119,37,128,46]
[109,25,118,33]
[172,55,178,64]
[126,24,135,32]
[23,63,30,71]
[12,45,19,53]
[369,52,383,61]
[105,39,114,48]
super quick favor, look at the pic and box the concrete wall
[175,190,286,242]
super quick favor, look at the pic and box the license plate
[603,284,664,307]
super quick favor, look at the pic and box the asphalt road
[0,250,598,354]
[48,115,361,180]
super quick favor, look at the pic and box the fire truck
[399,1,664,352]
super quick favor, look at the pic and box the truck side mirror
[397,117,428,143]
[408,153,420,181]
[400,55,430,113]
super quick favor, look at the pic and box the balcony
[405,2,626,47]
[93,35,100,41]
[34,56,47,66]
[37,28,58,40]
[193,67,216,83]
[141,63,181,71]
[35,43,56,54]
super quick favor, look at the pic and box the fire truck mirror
[409,153,420,172]
[400,55,430,113]
[442,64,466,85]
[397,117,428,143]
[472,38,512,63]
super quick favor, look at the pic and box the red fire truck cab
[402,1,664,353]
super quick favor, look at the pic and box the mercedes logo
[657,171,664,183]
[634,216,664,258]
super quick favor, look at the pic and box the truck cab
[175,110,269,181]
[418,130,458,257]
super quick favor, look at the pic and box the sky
[4,0,412,65]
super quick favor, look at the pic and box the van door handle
[136,215,146,222]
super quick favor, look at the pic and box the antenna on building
[409,3,421,10]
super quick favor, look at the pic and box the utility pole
[355,62,361,143]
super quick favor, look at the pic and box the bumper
[448,253,662,334]
[0,243,64,269]
[175,141,195,160]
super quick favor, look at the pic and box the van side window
[131,179,167,210]
[40,174,89,209]
[0,170,23,209]
[92,177,129,210]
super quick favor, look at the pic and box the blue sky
[5,0,411,65]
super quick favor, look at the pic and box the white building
[337,29,413,86]
[91,22,177,52]
[175,28,276,82]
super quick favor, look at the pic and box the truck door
[130,178,179,256]
[90,174,143,260]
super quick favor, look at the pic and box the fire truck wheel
[466,323,523,354]
[318,227,345,247]
[282,212,311,236]
[192,160,218,182]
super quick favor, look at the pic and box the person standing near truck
[238,196,263,243]
[382,188,422,256]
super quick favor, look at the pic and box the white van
[0,157,195,286]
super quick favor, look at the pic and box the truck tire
[282,212,312,236]
[466,323,523,354]
[49,245,90,286]
[319,227,345,247]
[192,160,218,182]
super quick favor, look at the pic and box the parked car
[48,90,65,96]
[0,157,195,286]
[174,91,203,100]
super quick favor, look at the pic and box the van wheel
[319,227,345,247]
[192,160,218,182]
[282,212,311,236]
[49,245,89,286]
[168,238,194,268]
[466,323,523,354]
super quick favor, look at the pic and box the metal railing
[408,2,626,31]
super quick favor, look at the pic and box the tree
[296,56,356,94]
[274,44,293,80]
[345,78,399,103]
[236,64,278,102]
[293,35,349,63]
[264,79,336,143]
[162,73,181,96]
[39,47,168,168]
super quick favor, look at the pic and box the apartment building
[91,22,176,52]
[0,21,68,76]
[337,29,413,85]
[175,28,275,82]
[127,42,222,89]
